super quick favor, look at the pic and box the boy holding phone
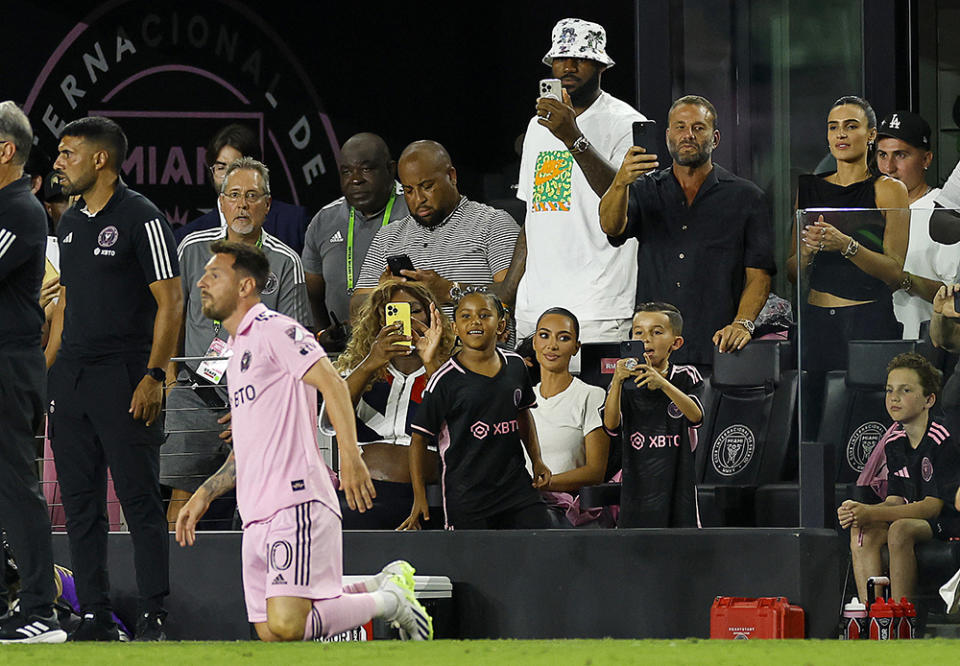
[603,303,703,527]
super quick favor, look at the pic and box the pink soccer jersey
[226,302,340,526]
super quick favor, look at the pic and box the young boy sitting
[604,302,704,527]
[839,352,960,604]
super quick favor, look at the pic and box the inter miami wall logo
[23,0,340,229]
[711,424,756,477]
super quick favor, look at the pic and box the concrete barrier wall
[51,528,844,640]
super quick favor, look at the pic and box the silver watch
[734,318,756,334]
[449,281,464,303]
[569,135,590,154]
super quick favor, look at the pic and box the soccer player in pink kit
[175,240,432,642]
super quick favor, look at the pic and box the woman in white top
[528,308,610,524]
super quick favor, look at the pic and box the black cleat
[135,610,167,641]
[0,611,67,644]
[69,610,120,641]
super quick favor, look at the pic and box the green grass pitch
[1,639,957,664]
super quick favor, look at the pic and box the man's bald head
[398,140,460,227]
[338,132,396,214]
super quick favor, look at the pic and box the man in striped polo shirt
[351,140,521,321]
[162,157,312,528]
[45,117,183,640]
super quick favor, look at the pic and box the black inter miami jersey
[884,419,960,533]
[58,182,179,364]
[611,363,703,528]
[412,348,543,526]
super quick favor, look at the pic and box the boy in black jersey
[839,353,960,604]
[604,303,703,527]
[402,291,553,530]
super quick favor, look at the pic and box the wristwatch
[146,367,166,382]
[569,135,590,154]
[734,318,756,334]
[449,281,464,303]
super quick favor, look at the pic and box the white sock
[371,589,399,618]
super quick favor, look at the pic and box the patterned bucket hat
[542,18,615,68]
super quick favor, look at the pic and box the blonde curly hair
[336,280,455,388]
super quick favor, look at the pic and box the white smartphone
[539,78,562,101]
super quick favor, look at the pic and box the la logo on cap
[888,114,901,129]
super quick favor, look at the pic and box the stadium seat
[755,339,916,527]
[695,340,798,527]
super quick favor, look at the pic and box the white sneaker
[367,559,416,593]
[381,574,433,641]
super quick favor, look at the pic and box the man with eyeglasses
[163,157,311,531]
[174,124,310,254]
[45,116,182,640]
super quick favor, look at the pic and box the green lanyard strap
[346,192,395,291]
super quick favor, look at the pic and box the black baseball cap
[877,110,931,150]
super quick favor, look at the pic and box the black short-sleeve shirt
[0,177,47,346]
[610,363,704,527]
[411,349,542,527]
[58,182,179,364]
[885,420,960,514]
[607,165,776,365]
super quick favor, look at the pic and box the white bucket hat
[542,18,615,68]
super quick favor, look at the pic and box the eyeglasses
[209,162,229,175]
[221,190,268,204]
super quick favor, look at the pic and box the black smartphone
[954,291,960,316]
[632,120,657,151]
[386,254,415,276]
[619,340,646,391]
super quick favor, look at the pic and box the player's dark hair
[208,123,261,165]
[210,239,270,293]
[536,307,581,341]
[454,287,505,319]
[60,116,128,169]
[634,302,684,335]
[887,352,942,398]
[831,95,878,175]
[670,94,719,131]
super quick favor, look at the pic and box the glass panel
[796,206,960,526]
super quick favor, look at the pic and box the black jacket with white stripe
[57,180,180,364]
[0,176,47,347]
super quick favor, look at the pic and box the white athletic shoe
[367,559,416,593]
[381,574,433,641]
[0,613,68,644]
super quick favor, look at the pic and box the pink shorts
[242,501,343,622]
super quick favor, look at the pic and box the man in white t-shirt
[879,110,950,338]
[514,18,647,342]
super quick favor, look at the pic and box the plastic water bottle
[839,596,868,639]
[898,597,917,639]
[869,598,895,640]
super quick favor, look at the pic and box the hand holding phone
[619,340,646,390]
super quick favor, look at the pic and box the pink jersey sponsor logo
[471,421,490,439]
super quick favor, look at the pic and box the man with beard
[45,116,182,640]
[599,95,775,367]
[351,140,519,322]
[302,133,407,328]
[514,18,647,343]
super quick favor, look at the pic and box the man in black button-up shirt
[600,95,775,366]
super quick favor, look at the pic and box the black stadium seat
[756,339,916,527]
[695,340,798,526]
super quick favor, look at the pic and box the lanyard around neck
[346,192,395,290]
